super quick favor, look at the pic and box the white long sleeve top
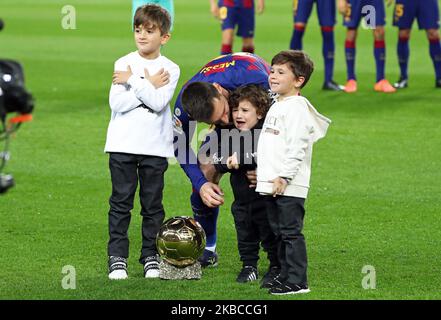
[104,51,180,157]
[256,95,331,198]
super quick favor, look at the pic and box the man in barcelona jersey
[173,52,271,267]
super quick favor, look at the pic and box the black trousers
[107,152,168,264]
[231,198,279,268]
[264,196,307,286]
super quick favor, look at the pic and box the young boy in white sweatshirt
[104,4,180,280]
[256,50,331,295]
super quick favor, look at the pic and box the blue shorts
[393,0,440,30]
[293,0,336,27]
[219,3,255,38]
[343,0,386,28]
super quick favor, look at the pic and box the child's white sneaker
[108,256,128,280]
[108,269,128,280]
[143,254,160,278]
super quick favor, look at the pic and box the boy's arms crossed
[109,57,180,114]
[127,63,180,113]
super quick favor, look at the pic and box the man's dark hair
[133,4,171,35]
[271,50,314,88]
[181,82,221,123]
[229,85,271,118]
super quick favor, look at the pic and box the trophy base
[159,260,202,280]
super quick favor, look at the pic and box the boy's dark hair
[133,4,171,35]
[271,50,314,88]
[181,82,220,123]
[228,85,271,118]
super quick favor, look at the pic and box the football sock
[221,44,232,55]
[290,24,305,50]
[397,35,410,80]
[242,46,254,54]
[429,37,441,80]
[345,39,356,80]
[374,40,386,82]
[190,191,218,250]
[321,26,335,83]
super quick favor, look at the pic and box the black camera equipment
[0,21,35,193]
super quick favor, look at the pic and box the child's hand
[144,68,170,89]
[226,152,239,170]
[270,177,288,197]
[337,0,348,15]
[112,65,133,85]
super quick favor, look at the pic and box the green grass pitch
[1,0,440,300]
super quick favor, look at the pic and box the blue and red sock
[429,37,441,81]
[321,26,335,83]
[345,39,356,81]
[397,35,410,80]
[374,40,386,82]
[242,46,254,54]
[290,24,305,50]
[221,44,232,55]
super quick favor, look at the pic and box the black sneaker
[108,256,128,280]
[236,266,258,283]
[269,282,311,295]
[436,79,441,88]
[260,266,281,287]
[198,249,218,268]
[322,80,345,91]
[142,254,160,278]
[393,77,408,89]
[260,274,284,289]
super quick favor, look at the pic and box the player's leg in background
[219,3,236,54]
[395,29,411,88]
[372,0,395,93]
[392,0,413,88]
[427,28,441,87]
[373,26,386,83]
[237,6,255,53]
[344,28,357,92]
[290,0,313,50]
[342,0,360,92]
[317,0,344,91]
[417,0,441,87]
[221,29,235,54]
